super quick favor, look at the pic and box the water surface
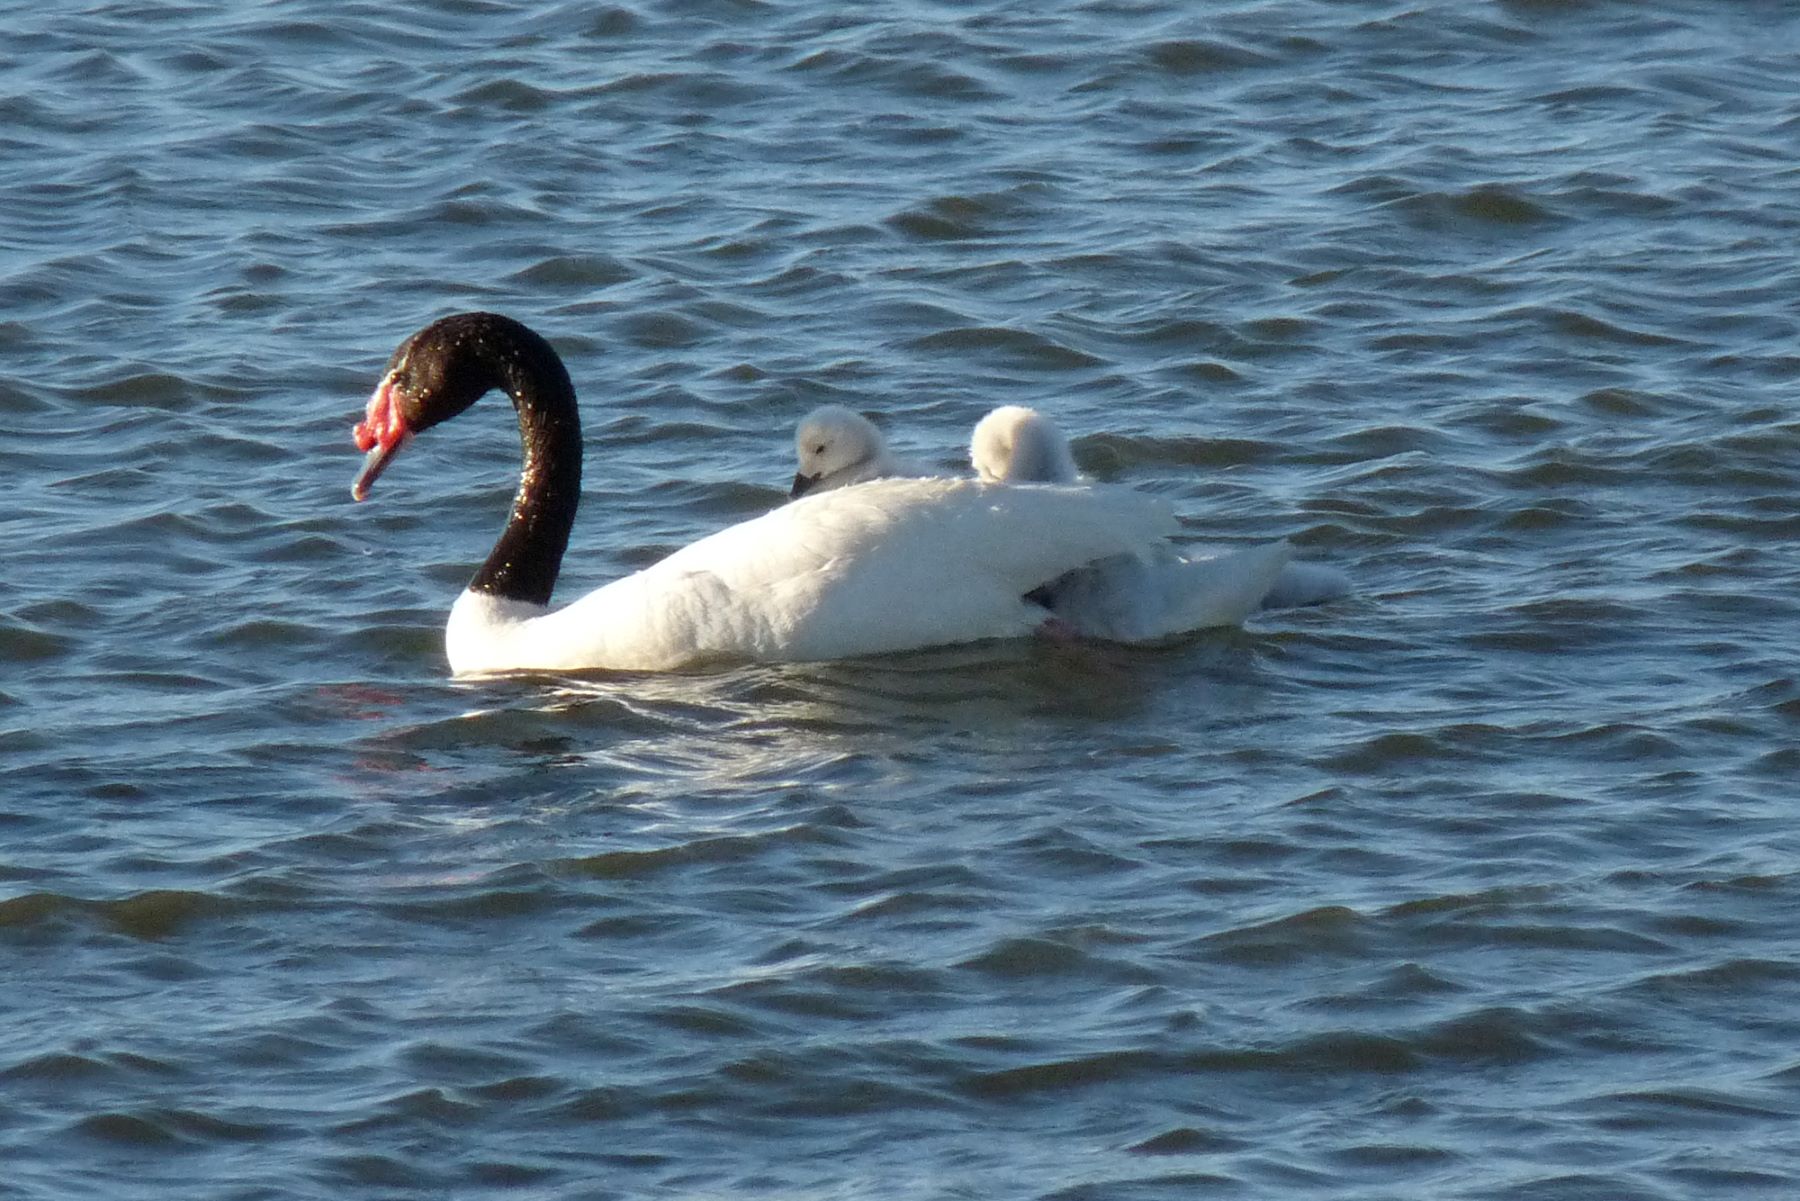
[3,2,1799,1197]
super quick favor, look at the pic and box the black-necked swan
[350,312,1186,674]
[789,404,933,498]
[967,404,1351,618]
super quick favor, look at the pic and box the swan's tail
[1048,540,1293,642]
[1260,560,1352,610]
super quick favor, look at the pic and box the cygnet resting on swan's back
[349,313,1182,675]
[789,405,935,498]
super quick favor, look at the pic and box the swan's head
[353,312,565,500]
[791,405,890,499]
[969,405,1080,485]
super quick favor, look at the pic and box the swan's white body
[445,476,1179,674]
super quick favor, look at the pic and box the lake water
[4,1,1798,1197]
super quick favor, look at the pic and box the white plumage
[444,476,1178,673]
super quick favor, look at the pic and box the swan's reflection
[378,631,1267,796]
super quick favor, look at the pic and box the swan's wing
[1046,540,1294,642]
[544,477,1178,666]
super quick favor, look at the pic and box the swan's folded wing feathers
[789,480,1179,657]
[660,477,1173,589]
[640,477,1177,661]
[821,478,1176,590]
[975,485,1176,585]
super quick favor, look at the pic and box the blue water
[4,2,1799,1198]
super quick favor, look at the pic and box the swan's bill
[351,377,412,501]
[352,435,411,501]
[790,470,821,499]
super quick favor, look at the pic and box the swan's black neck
[457,318,582,607]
